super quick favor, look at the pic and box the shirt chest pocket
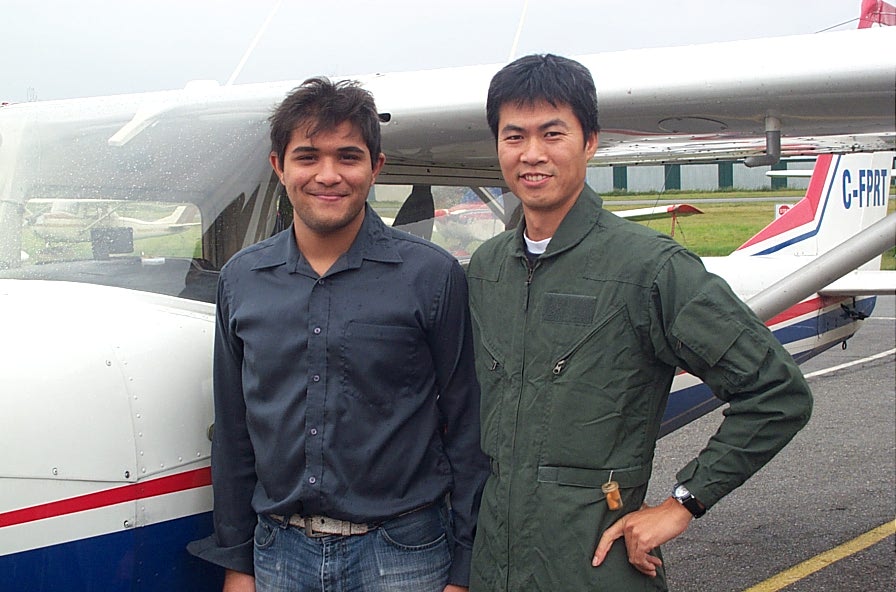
[341,321,427,407]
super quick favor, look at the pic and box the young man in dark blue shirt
[190,77,489,592]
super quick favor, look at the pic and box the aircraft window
[0,199,220,302]
[372,185,510,263]
[21,200,202,261]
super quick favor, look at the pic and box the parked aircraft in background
[0,22,893,592]
[27,201,200,245]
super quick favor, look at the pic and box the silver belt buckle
[303,515,369,537]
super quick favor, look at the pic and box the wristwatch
[672,483,706,518]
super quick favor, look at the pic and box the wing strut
[746,213,896,322]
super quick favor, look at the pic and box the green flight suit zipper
[506,253,538,587]
[523,256,538,310]
[552,306,626,375]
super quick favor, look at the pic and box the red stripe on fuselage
[0,467,211,528]
[766,295,835,326]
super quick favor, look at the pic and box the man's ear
[270,152,284,181]
[585,132,599,160]
[371,152,386,182]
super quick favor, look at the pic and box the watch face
[673,483,706,518]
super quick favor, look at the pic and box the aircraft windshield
[0,95,512,303]
[0,92,283,302]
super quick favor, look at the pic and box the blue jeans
[253,504,452,592]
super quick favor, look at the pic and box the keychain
[602,470,623,511]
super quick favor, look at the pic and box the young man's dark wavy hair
[269,77,382,167]
[486,54,600,146]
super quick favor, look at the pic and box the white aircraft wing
[2,27,891,198]
[366,26,895,183]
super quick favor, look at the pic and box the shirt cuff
[187,534,255,575]
[448,540,473,587]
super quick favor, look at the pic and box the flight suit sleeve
[187,272,257,575]
[649,249,813,509]
[428,259,491,587]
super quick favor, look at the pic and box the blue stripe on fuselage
[0,513,222,592]
[768,297,873,348]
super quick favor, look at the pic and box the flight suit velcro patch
[542,293,597,325]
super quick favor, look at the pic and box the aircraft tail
[859,0,896,28]
[732,151,894,270]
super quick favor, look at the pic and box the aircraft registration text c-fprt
[842,168,890,208]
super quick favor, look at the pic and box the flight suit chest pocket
[546,302,630,376]
[543,304,652,468]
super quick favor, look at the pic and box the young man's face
[271,119,385,236]
[496,100,598,220]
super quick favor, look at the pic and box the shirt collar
[341,205,403,270]
[251,204,403,274]
[512,185,604,260]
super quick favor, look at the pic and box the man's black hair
[486,54,600,145]
[269,77,382,168]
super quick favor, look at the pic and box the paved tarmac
[647,296,895,592]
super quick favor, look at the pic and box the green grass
[604,192,896,269]
[602,188,807,199]
[617,202,775,256]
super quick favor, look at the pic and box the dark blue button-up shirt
[191,206,489,585]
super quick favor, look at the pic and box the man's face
[496,100,598,218]
[271,119,385,236]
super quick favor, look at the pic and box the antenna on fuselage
[508,0,530,61]
[226,0,284,86]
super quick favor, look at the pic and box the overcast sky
[1,0,864,103]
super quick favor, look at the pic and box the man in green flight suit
[467,54,813,591]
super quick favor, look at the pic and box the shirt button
[317,279,325,285]
[309,476,317,484]
[310,428,318,436]
[313,327,321,335]
[312,374,320,382]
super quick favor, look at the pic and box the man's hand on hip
[591,497,693,577]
